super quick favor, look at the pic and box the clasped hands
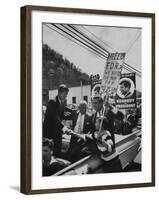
[64,127,86,141]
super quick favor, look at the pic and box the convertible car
[54,129,141,175]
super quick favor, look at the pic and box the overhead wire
[44,24,106,60]
[51,24,107,59]
[44,23,141,77]
[61,24,108,56]
[80,25,116,52]
[68,24,110,55]
[78,25,141,75]
[125,30,141,54]
[124,62,141,75]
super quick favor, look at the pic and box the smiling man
[119,80,131,98]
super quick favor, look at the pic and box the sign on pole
[101,52,126,98]
[116,73,136,109]
[91,81,101,97]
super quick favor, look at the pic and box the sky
[43,23,141,90]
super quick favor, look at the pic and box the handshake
[62,126,73,135]
[62,126,86,141]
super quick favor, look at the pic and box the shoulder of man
[104,110,112,118]
[50,96,59,104]
[72,110,79,120]
[46,99,59,112]
[74,110,79,115]
[47,99,56,106]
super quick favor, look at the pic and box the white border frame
[31,9,152,190]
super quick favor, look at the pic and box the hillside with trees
[42,44,90,91]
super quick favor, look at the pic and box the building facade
[49,85,91,106]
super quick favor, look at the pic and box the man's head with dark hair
[58,84,69,94]
[43,138,54,149]
[120,80,131,96]
[43,138,54,163]
[92,96,103,104]
[58,84,69,104]
[92,96,104,112]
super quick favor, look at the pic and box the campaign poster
[101,52,126,97]
[91,80,102,98]
[116,73,136,109]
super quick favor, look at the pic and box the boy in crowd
[43,138,71,176]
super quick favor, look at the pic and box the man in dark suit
[67,100,93,162]
[90,96,123,173]
[43,84,72,157]
[91,97,124,136]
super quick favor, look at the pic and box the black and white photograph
[42,23,142,176]
[20,6,155,193]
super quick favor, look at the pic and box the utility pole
[80,79,83,100]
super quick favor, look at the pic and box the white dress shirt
[74,113,85,134]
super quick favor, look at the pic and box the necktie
[74,113,83,134]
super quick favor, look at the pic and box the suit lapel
[84,113,89,126]
[72,112,79,128]
[93,112,97,124]
[56,96,64,118]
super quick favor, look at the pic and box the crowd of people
[43,84,141,176]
